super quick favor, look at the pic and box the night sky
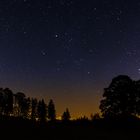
[0,0,140,118]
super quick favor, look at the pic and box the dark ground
[0,118,140,140]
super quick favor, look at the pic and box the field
[0,118,140,140]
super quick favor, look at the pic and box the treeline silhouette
[1,75,140,140]
[1,75,140,122]
[0,88,72,123]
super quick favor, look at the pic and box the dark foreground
[0,117,140,140]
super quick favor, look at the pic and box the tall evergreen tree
[4,88,13,116]
[0,88,5,115]
[15,92,26,117]
[48,99,56,121]
[37,99,47,122]
[22,97,31,119]
[31,98,38,121]
[62,108,71,121]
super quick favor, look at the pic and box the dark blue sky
[0,0,140,118]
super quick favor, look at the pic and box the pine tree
[62,108,71,121]
[48,99,56,121]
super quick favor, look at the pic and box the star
[23,31,27,34]
[87,71,91,75]
[55,34,59,38]
[89,49,94,54]
[116,17,120,21]
[56,67,61,72]
[94,7,97,11]
[138,69,140,74]
[41,50,47,56]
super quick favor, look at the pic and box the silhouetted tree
[3,88,13,116]
[22,97,31,119]
[100,75,136,119]
[62,108,71,121]
[48,99,56,121]
[31,98,38,121]
[0,88,5,115]
[37,99,47,122]
[133,80,140,116]
[15,92,26,117]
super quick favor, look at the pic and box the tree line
[1,74,140,123]
[0,88,71,122]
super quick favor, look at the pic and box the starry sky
[0,0,140,118]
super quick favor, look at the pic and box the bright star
[55,34,58,38]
